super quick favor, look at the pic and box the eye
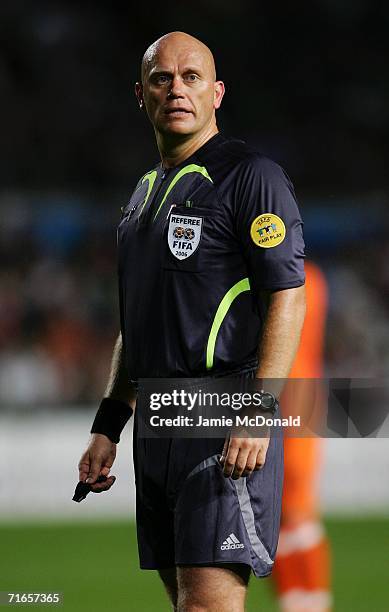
[184,74,199,82]
[155,74,171,85]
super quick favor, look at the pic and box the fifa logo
[173,227,195,240]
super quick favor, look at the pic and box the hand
[78,433,117,493]
[220,427,270,479]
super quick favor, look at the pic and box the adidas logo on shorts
[220,533,245,550]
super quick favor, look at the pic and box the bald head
[141,32,216,83]
[135,31,224,147]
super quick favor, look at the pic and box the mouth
[164,107,193,116]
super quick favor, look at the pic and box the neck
[156,124,219,169]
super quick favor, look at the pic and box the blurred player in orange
[272,261,332,612]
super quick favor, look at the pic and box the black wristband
[91,397,133,443]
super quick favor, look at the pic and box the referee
[77,31,306,611]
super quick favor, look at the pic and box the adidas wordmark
[220,533,245,550]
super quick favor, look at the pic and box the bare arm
[77,333,136,492]
[104,333,137,411]
[256,285,306,383]
[222,285,306,479]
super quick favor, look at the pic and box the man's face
[136,41,224,137]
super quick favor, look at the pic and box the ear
[135,82,144,109]
[213,80,225,110]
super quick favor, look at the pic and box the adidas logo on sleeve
[220,533,245,550]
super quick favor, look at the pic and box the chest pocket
[163,205,217,273]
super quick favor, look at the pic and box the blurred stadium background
[0,1,388,610]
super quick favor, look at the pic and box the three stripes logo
[220,533,245,550]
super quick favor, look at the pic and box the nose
[167,75,184,99]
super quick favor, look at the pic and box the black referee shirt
[118,133,305,379]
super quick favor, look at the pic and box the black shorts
[133,395,283,578]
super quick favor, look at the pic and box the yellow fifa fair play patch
[250,213,286,248]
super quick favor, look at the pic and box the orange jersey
[289,261,328,379]
[273,262,332,611]
[283,261,329,513]
[280,262,329,434]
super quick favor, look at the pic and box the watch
[260,390,279,415]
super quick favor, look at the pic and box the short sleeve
[234,155,305,292]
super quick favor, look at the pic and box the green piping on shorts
[206,277,251,370]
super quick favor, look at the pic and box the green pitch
[0,518,387,611]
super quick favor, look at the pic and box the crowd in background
[0,191,388,407]
[0,193,119,404]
